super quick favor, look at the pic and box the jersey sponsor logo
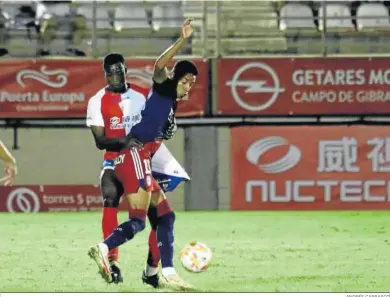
[123,114,141,123]
[109,115,142,129]
[114,154,126,165]
[110,124,125,130]
[110,116,120,124]
[110,116,123,129]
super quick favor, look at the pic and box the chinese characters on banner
[218,57,390,116]
[0,59,208,118]
[231,126,390,210]
[0,185,131,213]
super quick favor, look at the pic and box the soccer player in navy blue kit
[89,19,198,290]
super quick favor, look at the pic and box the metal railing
[1,0,389,58]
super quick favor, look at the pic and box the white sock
[97,242,109,255]
[162,267,176,278]
[145,265,158,277]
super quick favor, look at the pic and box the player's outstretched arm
[0,140,17,186]
[90,126,143,151]
[153,18,193,84]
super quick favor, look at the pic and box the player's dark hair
[172,60,198,80]
[103,53,125,72]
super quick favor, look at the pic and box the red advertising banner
[0,59,208,118]
[231,126,390,210]
[218,58,390,116]
[0,185,129,212]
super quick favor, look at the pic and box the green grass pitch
[0,211,389,292]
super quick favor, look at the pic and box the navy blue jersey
[130,79,177,143]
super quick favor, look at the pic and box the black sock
[156,212,175,268]
[147,207,159,267]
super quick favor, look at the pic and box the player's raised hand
[181,18,193,39]
[0,161,17,186]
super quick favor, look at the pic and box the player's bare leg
[145,189,192,290]
[89,188,151,283]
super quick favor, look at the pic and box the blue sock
[156,212,175,268]
[104,218,145,250]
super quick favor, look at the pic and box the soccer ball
[180,241,212,273]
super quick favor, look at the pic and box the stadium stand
[0,0,389,57]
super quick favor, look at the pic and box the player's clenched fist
[181,18,193,39]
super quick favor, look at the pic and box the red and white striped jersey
[86,84,149,160]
